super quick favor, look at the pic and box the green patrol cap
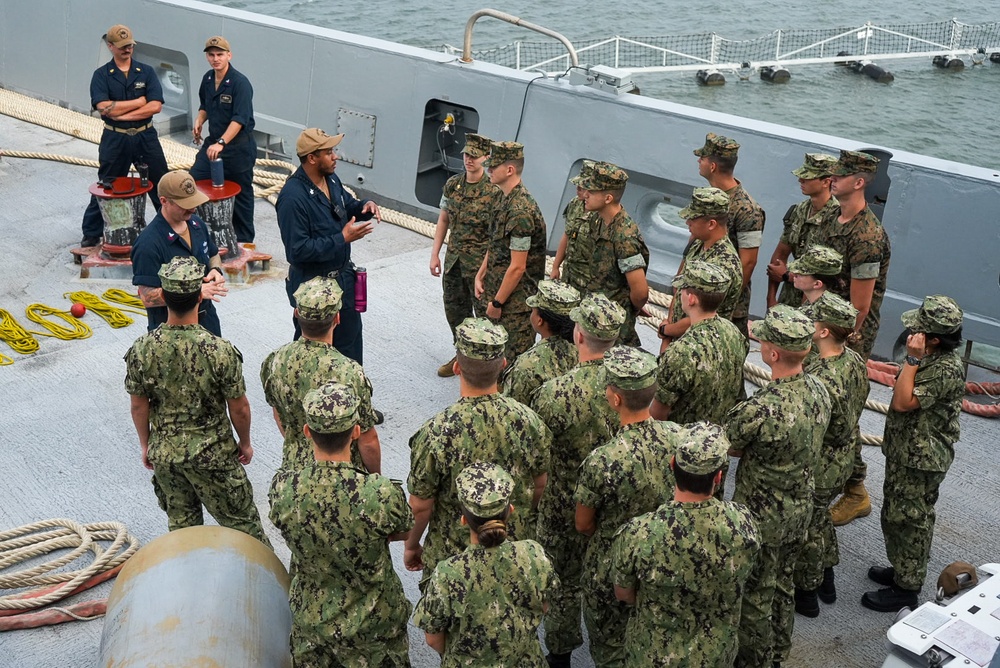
[678,186,730,220]
[569,160,597,186]
[603,345,658,391]
[456,462,515,518]
[580,161,629,192]
[158,256,204,295]
[830,149,879,175]
[456,317,508,360]
[751,304,815,352]
[570,293,626,341]
[693,132,740,159]
[303,381,359,434]
[803,292,858,330]
[526,280,581,316]
[675,421,731,475]
[901,295,963,335]
[787,245,843,277]
[461,132,492,158]
[485,140,524,167]
[792,153,839,179]
[294,277,343,321]
[673,260,731,294]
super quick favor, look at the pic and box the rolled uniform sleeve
[655,345,693,408]
[218,343,247,399]
[611,521,640,590]
[574,453,607,510]
[407,427,441,500]
[412,570,451,634]
[510,236,532,252]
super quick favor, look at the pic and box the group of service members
[108,22,970,668]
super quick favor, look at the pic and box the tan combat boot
[437,355,457,378]
[830,482,872,526]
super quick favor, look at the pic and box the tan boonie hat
[461,133,492,158]
[158,170,209,209]
[569,160,597,186]
[788,245,843,277]
[303,381,359,434]
[901,295,963,335]
[830,149,880,175]
[526,280,581,315]
[106,25,136,48]
[603,346,658,391]
[675,421,731,475]
[158,256,204,295]
[570,293,626,341]
[294,277,344,321]
[455,318,508,360]
[296,128,345,157]
[580,161,629,192]
[485,141,523,167]
[674,260,731,295]
[204,36,231,52]
[751,304,815,352]
[693,132,740,159]
[803,292,858,330]
[456,462,515,518]
[937,561,978,597]
[678,187,730,220]
[792,153,838,180]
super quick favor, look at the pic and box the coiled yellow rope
[63,292,134,328]
[25,304,92,340]
[0,309,41,354]
[100,289,147,315]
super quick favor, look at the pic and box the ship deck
[1,113,999,668]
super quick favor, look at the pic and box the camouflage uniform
[776,197,841,306]
[124,258,269,545]
[725,181,766,337]
[881,296,965,591]
[725,306,831,666]
[612,422,760,668]
[413,463,557,667]
[483,142,548,360]
[440,134,501,339]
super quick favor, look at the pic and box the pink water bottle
[354,266,367,313]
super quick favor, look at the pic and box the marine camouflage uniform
[725,182,766,337]
[124,324,269,545]
[501,335,578,407]
[269,463,412,667]
[776,197,841,307]
[667,237,743,324]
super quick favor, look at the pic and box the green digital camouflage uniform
[532,359,619,655]
[667,237,743,324]
[776,197,841,306]
[483,181,548,360]
[501,335,578,406]
[726,182,766,337]
[407,393,551,577]
[124,324,269,545]
[575,417,683,666]
[655,315,748,425]
[440,170,501,338]
[269,463,413,667]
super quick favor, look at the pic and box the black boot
[818,566,836,604]
[867,565,897,588]
[861,586,918,612]
[794,587,820,617]
[546,652,572,668]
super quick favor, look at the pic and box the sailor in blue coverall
[189,36,258,243]
[81,24,169,247]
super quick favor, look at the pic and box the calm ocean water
[207,0,1000,169]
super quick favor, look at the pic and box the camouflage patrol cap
[455,318,509,360]
[293,276,343,321]
[901,295,963,335]
[603,345,658,391]
[570,293,626,341]
[302,381,359,434]
[569,160,597,186]
[787,245,843,277]
[803,292,858,330]
[678,187,730,220]
[693,132,740,159]
[792,153,839,179]
[158,256,204,295]
[456,462,515,518]
[485,141,524,167]
[461,133,492,158]
[751,304,815,352]
[580,161,629,192]
[675,421,731,475]
[673,260,731,295]
[830,149,879,175]
[105,25,136,49]
[526,280,581,316]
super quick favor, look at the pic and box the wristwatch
[208,266,224,279]
[217,138,226,146]
[904,355,921,366]
[491,299,504,310]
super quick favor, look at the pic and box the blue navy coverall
[189,64,257,243]
[275,167,374,365]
